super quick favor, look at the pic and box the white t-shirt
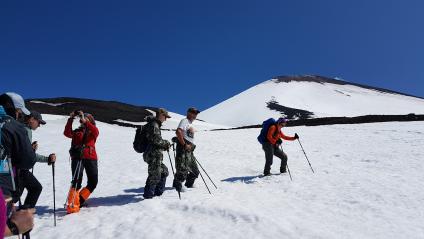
[178,118,195,144]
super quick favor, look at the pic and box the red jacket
[64,118,99,160]
[267,124,295,145]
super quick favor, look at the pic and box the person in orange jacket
[64,111,99,213]
[262,118,298,176]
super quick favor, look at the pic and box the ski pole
[52,162,57,226]
[286,164,293,181]
[297,138,315,173]
[194,158,218,189]
[166,150,181,200]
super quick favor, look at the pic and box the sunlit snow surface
[29,115,424,239]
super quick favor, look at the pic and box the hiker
[142,108,171,199]
[0,93,36,199]
[172,107,201,193]
[262,118,298,176]
[64,111,99,213]
[14,111,56,209]
[0,93,36,237]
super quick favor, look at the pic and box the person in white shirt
[172,107,201,193]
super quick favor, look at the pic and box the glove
[294,133,299,139]
[276,139,282,145]
[164,141,171,150]
[48,154,56,165]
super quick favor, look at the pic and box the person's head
[26,111,46,130]
[0,92,31,121]
[277,117,288,127]
[187,107,200,121]
[156,108,171,123]
[79,113,96,128]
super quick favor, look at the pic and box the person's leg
[273,146,288,173]
[262,142,274,175]
[155,163,169,196]
[185,152,200,188]
[20,170,42,208]
[79,159,98,205]
[173,145,189,192]
[144,152,163,199]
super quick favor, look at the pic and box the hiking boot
[280,167,287,174]
[155,176,167,196]
[143,185,156,199]
[185,174,197,188]
[263,171,271,176]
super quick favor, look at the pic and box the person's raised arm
[64,112,75,138]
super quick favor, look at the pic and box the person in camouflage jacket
[143,109,171,199]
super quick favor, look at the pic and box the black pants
[71,159,98,193]
[262,142,288,174]
[18,169,43,208]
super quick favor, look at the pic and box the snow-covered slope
[26,115,424,239]
[200,75,424,127]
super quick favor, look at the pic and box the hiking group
[0,91,308,238]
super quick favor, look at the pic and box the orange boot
[79,187,91,206]
[66,188,80,214]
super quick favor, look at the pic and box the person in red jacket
[262,118,299,176]
[64,111,99,213]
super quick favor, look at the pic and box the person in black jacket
[0,93,36,204]
[0,92,35,237]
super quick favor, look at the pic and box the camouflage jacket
[144,116,170,154]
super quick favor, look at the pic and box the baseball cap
[187,107,200,114]
[30,111,46,125]
[156,108,171,118]
[5,92,30,115]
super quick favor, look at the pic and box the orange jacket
[267,124,295,145]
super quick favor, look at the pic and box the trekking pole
[279,145,293,181]
[194,158,218,189]
[166,150,175,175]
[286,164,293,181]
[52,162,57,226]
[69,160,83,208]
[198,170,212,195]
[64,160,83,208]
[166,150,181,200]
[297,138,315,173]
[172,143,176,159]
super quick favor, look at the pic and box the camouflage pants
[143,149,169,187]
[174,145,200,183]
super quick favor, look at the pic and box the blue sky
[1,0,423,113]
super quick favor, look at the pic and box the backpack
[133,124,150,153]
[0,107,17,193]
[257,118,276,144]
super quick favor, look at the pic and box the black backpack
[133,124,149,153]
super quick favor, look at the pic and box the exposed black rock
[25,97,157,128]
[212,114,424,131]
[266,100,314,120]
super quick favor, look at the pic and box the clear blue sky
[1,0,423,113]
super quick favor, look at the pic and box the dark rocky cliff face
[25,97,157,127]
